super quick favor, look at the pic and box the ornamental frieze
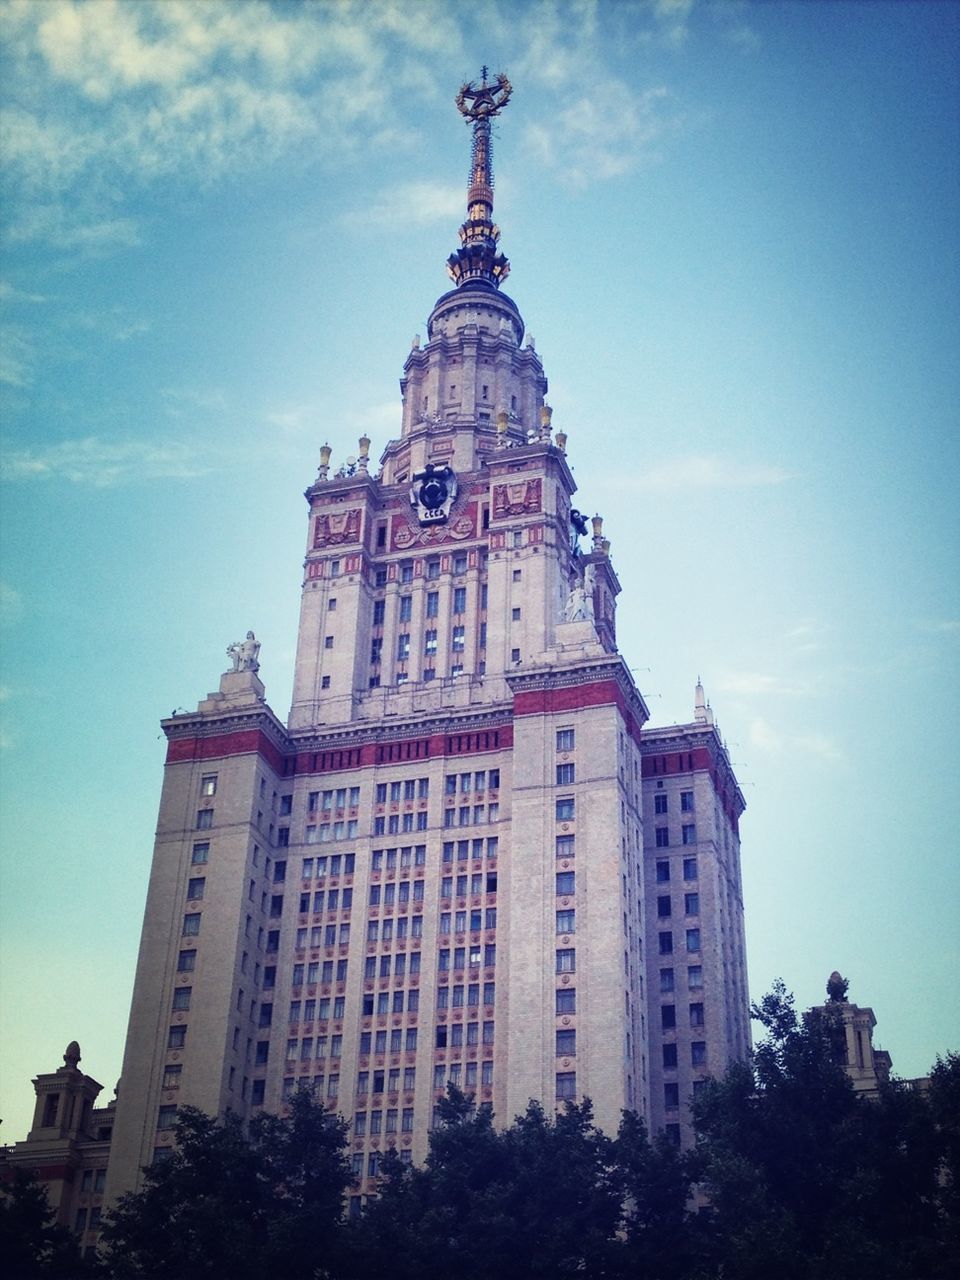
[313,508,362,548]
[492,477,541,518]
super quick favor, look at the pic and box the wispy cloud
[0,436,212,487]
[0,582,25,627]
[602,454,792,493]
[717,671,805,697]
[0,326,36,388]
[749,716,844,763]
[354,181,465,227]
[917,619,960,635]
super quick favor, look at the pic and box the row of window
[658,929,701,955]
[365,916,424,943]
[353,1107,415,1137]
[444,769,501,794]
[442,871,498,897]
[309,786,362,812]
[659,966,704,992]
[442,804,500,827]
[375,779,429,803]
[286,1034,345,1061]
[288,993,368,1022]
[434,1021,494,1048]
[436,982,496,1009]
[363,953,421,980]
[357,1066,417,1095]
[296,887,353,916]
[291,958,350,985]
[656,857,698,882]
[663,1041,708,1070]
[653,790,694,814]
[442,837,500,863]
[656,893,700,918]
[439,908,498,933]
[434,1061,494,1090]
[437,944,496,970]
[654,825,697,847]
[661,1002,705,1030]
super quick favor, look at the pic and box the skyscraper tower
[105,73,747,1206]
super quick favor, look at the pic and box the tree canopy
[10,984,956,1279]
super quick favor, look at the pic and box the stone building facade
[96,75,750,1208]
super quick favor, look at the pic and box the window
[685,893,699,915]
[556,1029,576,1056]
[688,965,703,990]
[513,569,522,582]
[686,928,701,953]
[424,629,438,655]
[556,949,576,974]
[656,860,670,884]
[452,625,465,651]
[177,949,196,972]
[555,797,575,821]
[556,762,575,785]
[399,596,412,622]
[511,607,521,621]
[661,1005,676,1030]
[655,827,669,847]
[662,1043,678,1068]
[682,824,697,845]
[556,871,575,895]
[426,591,439,618]
[400,562,413,583]
[658,931,673,955]
[659,968,674,993]
[692,1041,707,1066]
[556,988,576,1014]
[556,1072,576,1099]
[680,790,694,812]
[397,634,410,660]
[168,1025,186,1048]
[162,1063,182,1089]
[556,728,575,752]
[556,910,575,935]
[427,559,440,580]
[654,793,668,814]
[453,553,467,574]
[556,835,575,859]
[196,809,213,830]
[370,638,383,664]
[511,648,520,663]
[324,635,334,650]
[156,1104,179,1130]
[182,913,201,936]
[453,586,467,613]
[375,569,388,587]
[657,896,672,919]
[187,877,205,900]
[172,986,191,1011]
[191,842,209,865]
[373,600,385,625]
[200,775,217,796]
[664,1083,680,1109]
[683,857,698,881]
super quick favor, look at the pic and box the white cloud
[0,281,48,304]
[917,619,960,635]
[602,454,792,493]
[0,582,25,626]
[718,671,803,697]
[355,181,465,227]
[0,326,35,387]
[0,436,212,487]
[748,716,844,763]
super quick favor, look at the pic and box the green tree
[100,1092,351,1279]
[349,1088,621,1279]
[0,1168,90,1278]
[693,980,953,1280]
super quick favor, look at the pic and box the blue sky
[1,0,958,1141]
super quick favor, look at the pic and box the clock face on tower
[410,463,458,526]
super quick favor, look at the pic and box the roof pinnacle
[447,69,512,289]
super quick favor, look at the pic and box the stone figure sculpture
[227,630,261,672]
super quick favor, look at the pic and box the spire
[447,68,512,289]
[694,677,714,725]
